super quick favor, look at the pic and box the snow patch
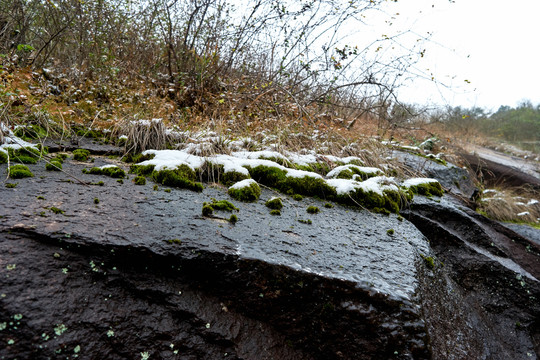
[402,177,440,187]
[229,178,257,190]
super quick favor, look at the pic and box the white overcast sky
[376,0,540,111]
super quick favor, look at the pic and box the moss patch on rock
[202,199,239,217]
[8,164,34,178]
[152,164,203,192]
[405,180,444,197]
[228,179,261,202]
[45,160,62,171]
[307,205,320,214]
[265,197,283,210]
[129,164,156,176]
[248,165,336,200]
[134,175,146,185]
[83,165,126,178]
[73,149,91,162]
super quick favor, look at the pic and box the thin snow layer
[0,123,38,151]
[327,176,398,196]
[286,151,318,167]
[139,149,321,179]
[229,178,257,190]
[517,211,530,217]
[323,155,364,165]
[402,177,440,187]
[233,150,289,162]
[141,149,205,171]
[326,164,382,178]
[527,199,539,206]
[99,164,118,169]
[326,178,362,195]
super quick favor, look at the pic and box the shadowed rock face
[1,154,539,359]
[403,197,540,360]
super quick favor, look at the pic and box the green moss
[265,197,283,210]
[164,188,171,193]
[129,164,155,176]
[298,219,312,225]
[335,169,354,179]
[293,194,303,201]
[37,195,45,200]
[8,164,34,178]
[46,160,62,171]
[336,186,402,214]
[117,179,123,184]
[166,239,182,245]
[397,215,404,222]
[408,181,444,197]
[202,204,214,217]
[202,199,239,217]
[134,175,146,185]
[122,152,155,163]
[13,154,38,164]
[295,162,331,176]
[270,209,281,216]
[14,125,48,140]
[5,182,17,188]
[420,254,435,269]
[229,214,238,224]
[222,171,250,187]
[153,184,159,191]
[49,207,65,215]
[152,165,203,192]
[209,199,239,212]
[386,229,394,235]
[0,151,7,164]
[73,149,90,161]
[307,205,320,214]
[75,127,103,139]
[228,181,261,202]
[324,203,334,208]
[94,198,100,204]
[83,166,126,178]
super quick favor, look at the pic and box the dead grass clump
[478,186,540,224]
[123,119,170,154]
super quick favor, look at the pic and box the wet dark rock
[403,196,540,360]
[44,138,123,156]
[1,154,539,359]
[392,150,476,198]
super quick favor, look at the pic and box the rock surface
[1,153,539,359]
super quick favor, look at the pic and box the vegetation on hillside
[431,102,540,152]
[0,0,434,138]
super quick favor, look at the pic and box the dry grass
[477,186,540,224]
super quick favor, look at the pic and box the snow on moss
[402,177,439,187]
[326,164,383,179]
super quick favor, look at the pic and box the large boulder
[1,156,539,359]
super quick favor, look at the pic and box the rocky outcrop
[1,155,539,359]
[403,197,540,359]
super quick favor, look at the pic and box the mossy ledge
[403,179,444,197]
[150,164,203,192]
